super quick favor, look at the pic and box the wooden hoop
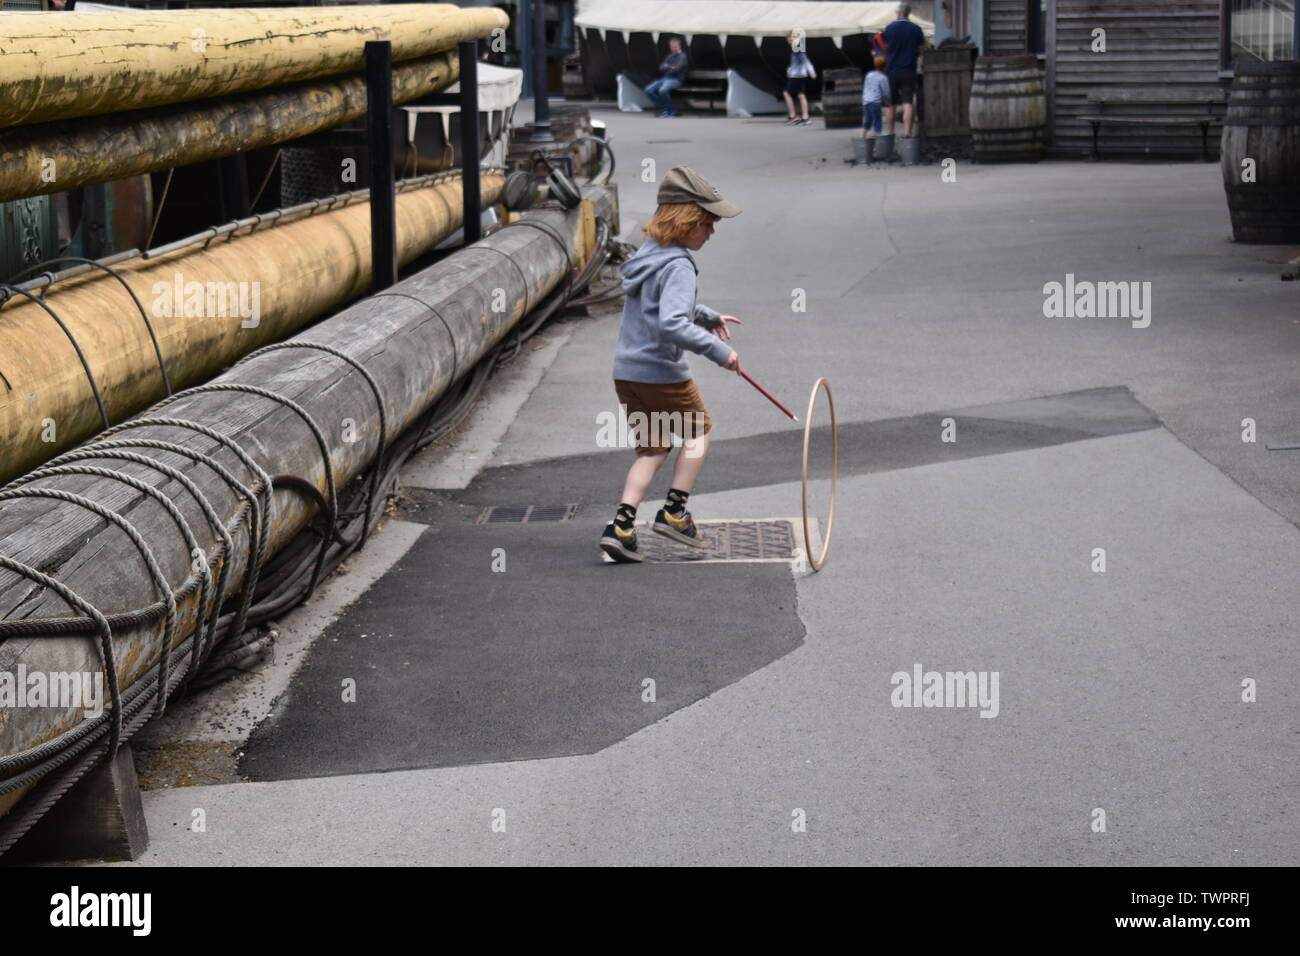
[800,377,837,571]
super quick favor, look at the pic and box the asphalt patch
[240,519,804,780]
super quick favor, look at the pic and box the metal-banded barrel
[822,68,864,129]
[1220,60,1300,244]
[970,54,1046,163]
[563,54,592,100]
[549,105,599,176]
[0,196,57,283]
[507,106,597,177]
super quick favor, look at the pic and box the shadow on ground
[240,386,1158,780]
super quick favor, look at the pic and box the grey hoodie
[614,238,732,383]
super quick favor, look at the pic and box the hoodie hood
[622,238,694,295]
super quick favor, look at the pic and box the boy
[783,31,817,126]
[860,56,890,141]
[600,167,742,563]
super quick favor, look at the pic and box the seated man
[644,37,688,117]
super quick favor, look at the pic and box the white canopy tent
[403,64,524,170]
[575,1,934,42]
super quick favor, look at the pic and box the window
[1027,0,1048,56]
[1222,0,1296,70]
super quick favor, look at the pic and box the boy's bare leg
[782,90,796,119]
[620,450,670,508]
[799,93,810,120]
[903,103,914,137]
[885,103,897,134]
[669,431,711,493]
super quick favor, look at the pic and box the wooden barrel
[1221,60,1300,244]
[822,67,864,129]
[969,54,1045,162]
[563,54,591,100]
[508,106,597,178]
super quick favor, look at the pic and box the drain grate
[477,504,579,524]
[633,519,798,563]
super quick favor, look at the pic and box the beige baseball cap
[657,166,742,218]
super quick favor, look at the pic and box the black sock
[665,488,689,516]
[614,503,637,529]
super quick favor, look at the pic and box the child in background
[783,32,817,126]
[600,167,743,564]
[860,56,890,141]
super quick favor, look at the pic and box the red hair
[644,203,719,246]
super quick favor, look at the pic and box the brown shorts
[614,379,712,456]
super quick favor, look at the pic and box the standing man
[644,37,688,118]
[881,2,926,138]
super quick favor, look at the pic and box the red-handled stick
[738,369,799,421]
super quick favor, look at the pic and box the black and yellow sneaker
[600,522,644,563]
[653,507,710,549]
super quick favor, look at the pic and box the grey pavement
[118,108,1299,866]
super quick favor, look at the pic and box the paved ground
[119,107,1299,865]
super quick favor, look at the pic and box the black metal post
[365,40,397,293]
[519,0,533,99]
[459,40,482,245]
[219,153,251,220]
[82,184,109,260]
[528,0,553,142]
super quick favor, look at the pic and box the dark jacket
[660,50,688,80]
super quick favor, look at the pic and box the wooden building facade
[986,0,1034,54]
[931,1,1297,157]
[1049,0,1227,157]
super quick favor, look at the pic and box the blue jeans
[644,76,681,112]
[862,102,883,133]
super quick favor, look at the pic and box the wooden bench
[1078,89,1227,161]
[671,70,728,113]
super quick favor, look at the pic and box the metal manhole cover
[631,519,799,563]
[477,504,578,524]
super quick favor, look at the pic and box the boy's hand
[723,350,741,372]
[713,315,742,341]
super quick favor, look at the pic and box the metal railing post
[459,40,482,245]
[365,40,398,293]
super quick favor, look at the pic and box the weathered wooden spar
[0,172,506,486]
[0,187,616,824]
[0,52,458,204]
[0,4,507,128]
